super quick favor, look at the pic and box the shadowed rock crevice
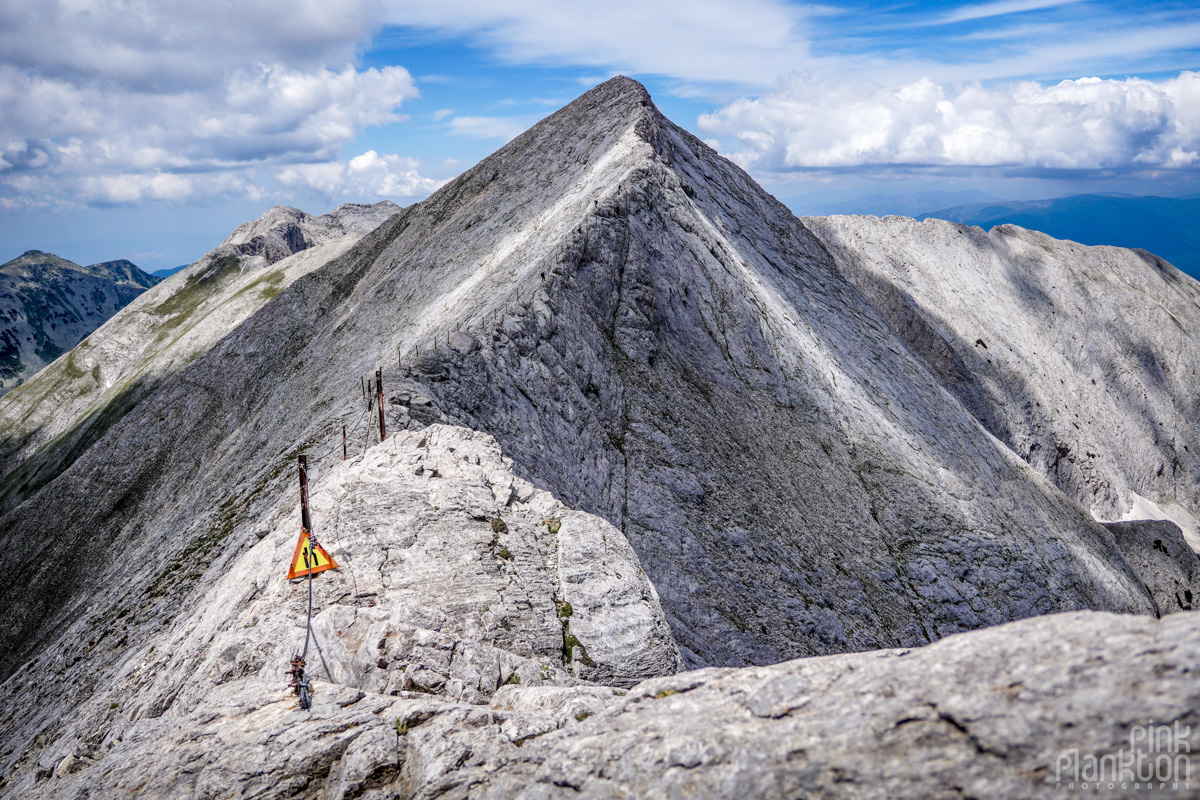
[1103,519,1200,615]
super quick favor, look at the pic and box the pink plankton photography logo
[1055,721,1192,792]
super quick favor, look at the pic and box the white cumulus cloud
[0,1,429,208]
[698,71,1200,176]
[276,151,446,200]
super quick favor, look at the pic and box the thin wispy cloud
[952,20,1200,81]
[448,115,533,141]
[380,0,816,88]
[937,0,1085,25]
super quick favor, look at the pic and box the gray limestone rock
[0,200,400,513]
[7,611,1198,799]
[803,215,1200,546]
[0,76,1196,799]
[221,202,401,266]
[1104,519,1200,615]
[304,424,683,692]
[0,425,680,794]
[0,77,1166,688]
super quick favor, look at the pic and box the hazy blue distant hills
[789,189,1004,218]
[0,250,159,394]
[919,194,1200,280]
[151,264,189,278]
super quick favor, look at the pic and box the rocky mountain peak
[1,79,1198,799]
[0,251,159,395]
[1,251,157,289]
[2,250,83,279]
[216,200,400,266]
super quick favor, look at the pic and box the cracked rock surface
[1,76,1198,799]
[0,77,1171,690]
[0,425,679,796]
[9,611,1198,799]
[1103,519,1200,615]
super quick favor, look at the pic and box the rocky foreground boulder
[9,607,1198,798]
[0,425,681,796]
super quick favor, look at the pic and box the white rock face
[0,78,1171,682]
[804,215,1200,545]
[0,424,679,796]
[0,77,1197,798]
[304,424,682,692]
[221,202,399,264]
[1121,492,1200,551]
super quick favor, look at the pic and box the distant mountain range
[0,250,158,395]
[151,264,189,278]
[918,194,1200,280]
[792,189,1004,218]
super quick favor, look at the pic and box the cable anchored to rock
[286,453,339,710]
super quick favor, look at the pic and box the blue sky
[1,0,1197,271]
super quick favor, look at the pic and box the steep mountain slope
[0,201,398,513]
[0,76,1159,685]
[919,194,1200,280]
[0,74,1195,800]
[0,251,158,395]
[805,216,1200,549]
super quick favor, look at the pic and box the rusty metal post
[376,368,386,441]
[342,426,347,461]
[299,454,312,534]
[368,379,373,412]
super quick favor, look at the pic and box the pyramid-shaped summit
[0,74,1155,683]
[1,73,1197,800]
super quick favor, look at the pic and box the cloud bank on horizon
[701,73,1200,177]
[0,0,1198,219]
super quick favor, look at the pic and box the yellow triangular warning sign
[287,530,338,580]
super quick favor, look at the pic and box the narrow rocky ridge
[0,77,1163,682]
[0,425,680,796]
[0,200,398,514]
[374,78,1160,666]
